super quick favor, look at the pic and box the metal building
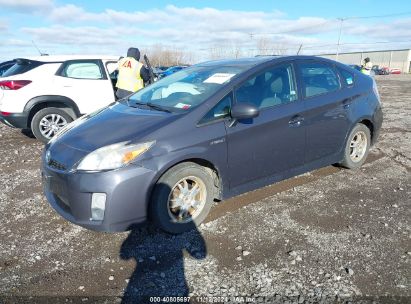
[319,49,411,73]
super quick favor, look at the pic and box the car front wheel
[31,107,73,143]
[150,162,215,234]
[340,123,371,169]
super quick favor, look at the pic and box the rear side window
[58,60,104,80]
[0,62,14,76]
[2,59,43,77]
[300,62,340,98]
[338,68,355,86]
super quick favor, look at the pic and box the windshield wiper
[128,100,171,113]
[146,102,172,113]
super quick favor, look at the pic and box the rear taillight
[0,111,11,116]
[0,80,32,90]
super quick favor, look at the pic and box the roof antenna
[32,40,48,56]
[297,44,303,55]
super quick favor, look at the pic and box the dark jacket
[127,47,150,83]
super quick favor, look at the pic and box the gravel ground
[0,75,410,304]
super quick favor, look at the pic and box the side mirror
[231,102,259,120]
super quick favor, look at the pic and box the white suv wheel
[31,107,73,143]
[39,114,68,139]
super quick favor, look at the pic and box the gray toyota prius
[42,55,383,234]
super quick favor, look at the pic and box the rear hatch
[0,59,43,108]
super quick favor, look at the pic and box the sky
[0,0,410,62]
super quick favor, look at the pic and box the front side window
[128,65,246,113]
[300,62,340,98]
[61,61,103,79]
[199,94,232,125]
[235,63,298,110]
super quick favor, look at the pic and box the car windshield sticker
[204,73,236,84]
[175,102,191,110]
[347,77,353,85]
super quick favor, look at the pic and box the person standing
[115,47,150,99]
[361,57,373,75]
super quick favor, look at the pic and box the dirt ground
[0,75,410,304]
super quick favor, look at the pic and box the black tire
[340,123,371,169]
[31,107,73,143]
[150,162,215,234]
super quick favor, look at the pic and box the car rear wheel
[150,162,215,234]
[340,123,371,169]
[31,107,73,143]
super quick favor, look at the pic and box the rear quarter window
[1,60,43,77]
[337,67,355,87]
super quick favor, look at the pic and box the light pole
[336,18,345,61]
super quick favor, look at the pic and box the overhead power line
[249,11,411,39]
[342,11,411,20]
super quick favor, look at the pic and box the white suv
[0,55,120,142]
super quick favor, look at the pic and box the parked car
[151,67,168,80]
[42,55,383,234]
[380,67,390,75]
[348,64,375,76]
[158,65,188,78]
[0,55,120,142]
[390,68,401,74]
[372,65,389,75]
[0,60,15,77]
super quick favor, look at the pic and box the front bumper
[42,157,157,232]
[0,112,28,129]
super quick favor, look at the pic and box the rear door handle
[342,98,352,109]
[289,115,304,127]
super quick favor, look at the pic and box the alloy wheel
[349,131,368,162]
[167,176,207,223]
[39,114,68,139]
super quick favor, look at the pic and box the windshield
[128,65,245,112]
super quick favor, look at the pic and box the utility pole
[336,18,345,61]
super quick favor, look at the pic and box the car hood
[51,102,178,153]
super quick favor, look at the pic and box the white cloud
[36,5,333,51]
[3,3,410,61]
[0,0,53,12]
[342,18,411,41]
[22,26,121,46]
[0,20,8,32]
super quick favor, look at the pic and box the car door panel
[225,62,305,189]
[226,102,305,188]
[303,92,350,162]
[53,60,116,114]
[296,61,351,164]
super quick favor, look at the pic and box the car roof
[196,55,338,69]
[197,56,278,68]
[15,55,120,62]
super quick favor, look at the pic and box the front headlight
[76,141,155,171]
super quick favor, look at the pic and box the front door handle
[289,115,304,127]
